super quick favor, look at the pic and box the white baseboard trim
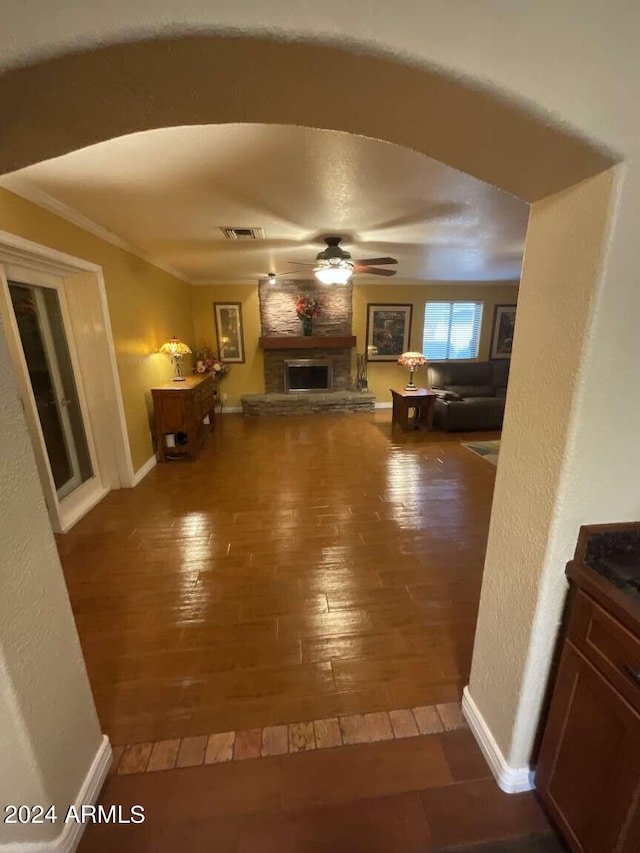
[0,735,112,853]
[131,454,157,486]
[219,406,243,414]
[59,484,110,533]
[462,686,535,794]
[374,402,393,409]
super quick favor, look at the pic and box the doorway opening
[0,232,134,530]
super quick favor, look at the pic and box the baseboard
[219,407,243,414]
[59,485,110,532]
[374,402,393,409]
[131,453,157,486]
[0,735,112,852]
[462,686,535,794]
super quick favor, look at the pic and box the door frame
[0,229,135,531]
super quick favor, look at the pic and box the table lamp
[159,336,192,381]
[398,351,427,391]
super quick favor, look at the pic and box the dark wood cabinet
[151,374,214,461]
[536,531,640,853]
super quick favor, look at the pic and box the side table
[390,388,437,431]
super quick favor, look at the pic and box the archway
[0,31,620,847]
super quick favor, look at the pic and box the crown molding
[190,278,260,286]
[0,176,191,283]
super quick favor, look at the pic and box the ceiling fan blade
[355,266,397,277]
[287,261,318,267]
[355,257,398,266]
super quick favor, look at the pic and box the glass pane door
[9,281,93,499]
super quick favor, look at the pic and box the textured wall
[469,169,618,768]
[0,316,102,844]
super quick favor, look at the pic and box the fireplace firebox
[284,359,333,392]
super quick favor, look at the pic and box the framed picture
[214,302,245,363]
[490,304,517,359]
[366,304,413,361]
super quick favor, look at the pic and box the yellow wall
[191,284,264,409]
[0,187,519,444]
[191,280,518,407]
[353,282,519,402]
[0,188,194,470]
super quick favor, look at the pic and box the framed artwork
[490,304,517,360]
[366,303,413,361]
[214,302,245,363]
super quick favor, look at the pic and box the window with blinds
[422,302,483,360]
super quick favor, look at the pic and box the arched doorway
[0,33,620,845]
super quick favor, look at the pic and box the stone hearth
[249,278,375,415]
[241,391,375,416]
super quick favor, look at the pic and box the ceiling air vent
[221,227,265,241]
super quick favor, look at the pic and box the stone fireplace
[240,278,375,415]
[260,279,353,394]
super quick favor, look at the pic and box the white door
[0,263,105,531]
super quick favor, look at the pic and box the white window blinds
[422,302,483,361]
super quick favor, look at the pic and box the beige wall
[0,316,103,845]
[353,282,519,402]
[469,169,618,769]
[0,188,194,471]
[191,280,518,407]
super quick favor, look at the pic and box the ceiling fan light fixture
[314,262,354,285]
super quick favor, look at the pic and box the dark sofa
[427,361,509,431]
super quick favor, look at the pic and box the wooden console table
[390,388,437,431]
[151,374,215,461]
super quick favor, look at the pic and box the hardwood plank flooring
[58,412,498,745]
[78,729,560,852]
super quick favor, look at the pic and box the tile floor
[112,701,465,775]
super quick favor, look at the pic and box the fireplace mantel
[259,335,356,350]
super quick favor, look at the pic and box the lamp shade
[314,262,354,285]
[159,337,192,356]
[397,351,427,368]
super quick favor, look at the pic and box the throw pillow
[447,385,495,398]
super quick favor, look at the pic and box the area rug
[461,440,500,466]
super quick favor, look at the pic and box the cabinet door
[537,641,640,852]
[155,394,187,433]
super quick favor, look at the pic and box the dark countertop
[582,526,640,605]
[567,522,640,631]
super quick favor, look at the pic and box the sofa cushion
[428,360,493,390]
[434,395,505,431]
[447,385,495,399]
[435,389,463,401]
[491,360,510,389]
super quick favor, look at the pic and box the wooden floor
[58,412,499,746]
[79,729,560,852]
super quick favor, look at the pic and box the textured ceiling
[1,124,529,284]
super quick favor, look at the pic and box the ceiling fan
[268,237,398,285]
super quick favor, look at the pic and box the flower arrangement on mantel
[295,294,324,336]
[192,345,229,380]
[295,295,323,319]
